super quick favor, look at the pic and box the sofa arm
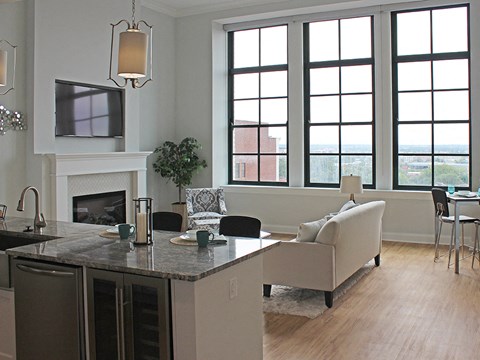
[263,240,336,292]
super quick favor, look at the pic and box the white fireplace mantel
[47,152,152,221]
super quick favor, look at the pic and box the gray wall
[172,0,480,242]
[0,0,479,243]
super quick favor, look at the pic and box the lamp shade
[117,30,148,79]
[0,50,7,86]
[340,175,363,195]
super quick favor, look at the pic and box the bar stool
[472,220,480,267]
[431,188,477,266]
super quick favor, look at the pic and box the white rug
[263,261,375,319]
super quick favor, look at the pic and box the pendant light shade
[0,40,16,95]
[118,30,148,79]
[108,0,152,89]
[0,50,7,86]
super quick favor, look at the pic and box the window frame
[303,16,376,189]
[391,3,472,191]
[227,26,289,186]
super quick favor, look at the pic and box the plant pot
[171,202,188,232]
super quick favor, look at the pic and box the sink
[0,232,60,288]
[0,234,58,252]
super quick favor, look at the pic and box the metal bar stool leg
[448,224,455,269]
[473,223,479,268]
[434,221,443,262]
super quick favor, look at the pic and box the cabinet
[86,269,171,360]
[0,289,15,360]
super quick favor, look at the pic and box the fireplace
[73,191,126,225]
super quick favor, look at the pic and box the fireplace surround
[48,152,150,222]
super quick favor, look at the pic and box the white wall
[0,1,28,218]
[172,0,480,243]
[0,0,177,219]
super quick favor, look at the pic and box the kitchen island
[4,217,280,360]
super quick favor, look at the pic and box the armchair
[185,188,227,230]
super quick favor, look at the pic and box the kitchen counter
[4,216,280,281]
[4,217,279,360]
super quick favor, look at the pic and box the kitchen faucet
[17,186,47,233]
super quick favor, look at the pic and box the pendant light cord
[131,0,136,27]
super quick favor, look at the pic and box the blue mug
[196,230,214,248]
[118,223,135,240]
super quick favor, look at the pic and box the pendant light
[0,39,17,95]
[108,0,152,89]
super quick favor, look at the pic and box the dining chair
[219,215,261,238]
[152,211,183,232]
[431,188,477,267]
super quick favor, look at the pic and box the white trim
[222,184,434,201]
[48,152,152,176]
[141,0,178,17]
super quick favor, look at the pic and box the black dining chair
[152,211,183,232]
[219,215,261,238]
[431,188,477,266]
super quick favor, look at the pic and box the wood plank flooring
[263,240,480,360]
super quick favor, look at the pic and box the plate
[180,234,197,242]
[456,191,477,198]
[106,227,119,234]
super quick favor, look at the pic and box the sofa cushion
[338,200,358,213]
[314,218,340,245]
[296,218,327,242]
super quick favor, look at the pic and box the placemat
[99,230,120,239]
[170,237,197,246]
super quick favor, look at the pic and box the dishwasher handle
[16,263,75,277]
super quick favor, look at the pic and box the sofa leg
[263,284,272,297]
[375,254,380,266]
[324,291,333,308]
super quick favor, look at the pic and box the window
[222,2,474,191]
[228,25,288,185]
[304,16,375,188]
[392,5,471,190]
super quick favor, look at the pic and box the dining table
[447,191,480,274]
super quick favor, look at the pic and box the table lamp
[340,175,363,203]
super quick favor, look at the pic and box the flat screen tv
[55,80,124,138]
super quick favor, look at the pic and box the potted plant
[153,137,207,226]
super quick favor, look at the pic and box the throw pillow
[338,200,358,213]
[296,218,327,242]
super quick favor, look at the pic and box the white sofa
[263,201,386,308]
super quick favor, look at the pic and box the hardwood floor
[263,241,480,360]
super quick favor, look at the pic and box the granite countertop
[3,217,280,281]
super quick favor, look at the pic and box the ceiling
[144,0,292,17]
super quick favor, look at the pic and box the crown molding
[141,0,179,17]
[142,0,290,18]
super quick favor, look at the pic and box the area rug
[263,261,375,319]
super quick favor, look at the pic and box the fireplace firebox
[73,191,126,225]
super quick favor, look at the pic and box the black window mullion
[392,4,471,191]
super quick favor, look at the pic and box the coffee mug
[196,230,214,248]
[118,223,135,240]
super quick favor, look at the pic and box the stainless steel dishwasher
[12,258,85,360]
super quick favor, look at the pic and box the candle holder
[132,198,152,245]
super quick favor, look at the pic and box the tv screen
[55,80,124,138]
